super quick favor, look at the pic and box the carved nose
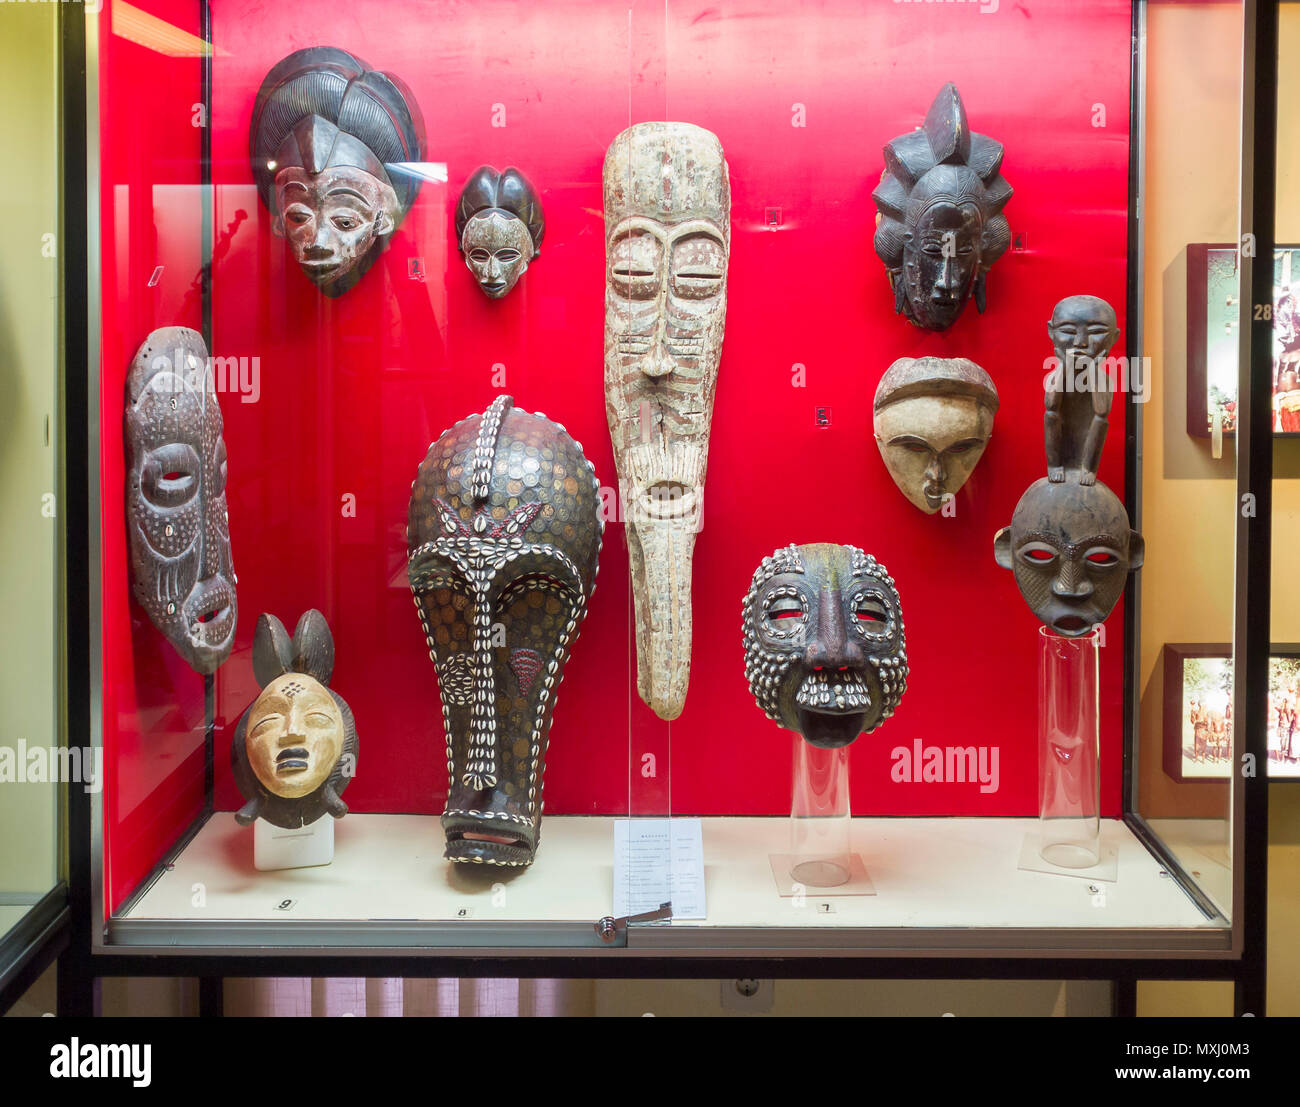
[804,590,863,670]
[486,257,502,279]
[933,254,958,294]
[924,454,947,488]
[641,350,675,379]
[1052,560,1094,599]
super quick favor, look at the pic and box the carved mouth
[637,481,698,521]
[275,748,310,774]
[185,574,235,648]
[793,669,876,750]
[795,669,872,714]
[481,280,507,295]
[922,483,946,508]
[1052,614,1092,635]
[442,810,538,867]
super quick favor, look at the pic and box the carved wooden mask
[994,478,1144,636]
[603,121,729,721]
[125,327,237,674]
[872,83,1012,331]
[874,356,998,513]
[455,165,544,299]
[250,47,425,297]
[232,610,358,830]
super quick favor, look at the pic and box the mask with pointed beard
[603,120,729,721]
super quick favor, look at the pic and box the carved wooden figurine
[1044,294,1119,486]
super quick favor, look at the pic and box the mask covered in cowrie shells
[232,610,358,829]
[603,120,729,721]
[125,326,237,674]
[742,544,908,749]
[407,395,603,867]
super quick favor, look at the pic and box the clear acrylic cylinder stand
[1037,625,1101,869]
[788,737,853,887]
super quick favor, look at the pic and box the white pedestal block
[254,816,335,871]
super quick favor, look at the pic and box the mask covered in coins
[872,83,1012,331]
[994,478,1144,636]
[603,121,729,721]
[407,395,602,867]
[125,326,237,674]
[743,544,908,749]
[873,356,998,513]
[249,46,425,297]
[232,610,358,829]
[455,165,544,299]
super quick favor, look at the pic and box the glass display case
[0,0,71,1011]
[65,0,1276,990]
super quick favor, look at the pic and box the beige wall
[1137,1,1300,1017]
[0,3,61,900]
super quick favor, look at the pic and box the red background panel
[97,0,206,913]
[100,0,1132,910]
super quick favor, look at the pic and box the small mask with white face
[272,163,399,295]
[244,673,345,799]
[454,166,545,299]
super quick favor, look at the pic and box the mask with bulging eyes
[603,121,729,721]
[125,326,237,674]
[232,610,358,830]
[993,478,1144,636]
[407,395,603,867]
[873,356,998,513]
[742,544,908,749]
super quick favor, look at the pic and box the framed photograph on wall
[1162,643,1300,781]
[1186,242,1300,438]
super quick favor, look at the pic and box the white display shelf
[108,813,1229,956]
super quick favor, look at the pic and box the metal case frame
[54,0,1278,1016]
